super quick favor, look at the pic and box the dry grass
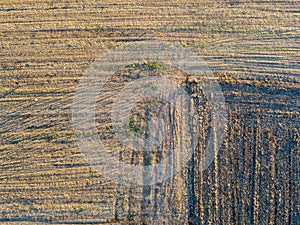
[0,0,299,224]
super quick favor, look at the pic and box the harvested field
[0,0,299,224]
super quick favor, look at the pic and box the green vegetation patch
[125,61,166,71]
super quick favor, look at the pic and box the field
[0,0,299,224]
